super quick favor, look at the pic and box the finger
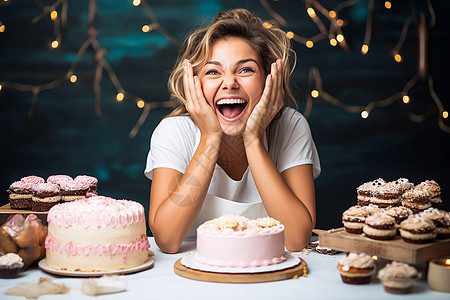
[193,76,207,108]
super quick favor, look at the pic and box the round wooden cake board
[174,258,307,283]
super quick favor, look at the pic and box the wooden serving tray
[174,258,307,283]
[318,227,450,264]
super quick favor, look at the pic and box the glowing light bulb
[132,0,141,6]
[51,40,59,48]
[330,38,337,46]
[311,90,319,98]
[116,92,125,102]
[361,110,369,119]
[361,44,369,54]
[263,22,272,29]
[336,19,344,27]
[443,111,449,119]
[286,31,294,39]
[394,54,402,62]
[69,75,77,83]
[385,1,392,9]
[402,95,410,103]
[0,84,2,91]
[137,99,145,108]
[329,10,336,18]
[51,10,58,21]
[336,34,344,43]
[372,255,378,261]
[307,8,316,18]
[142,25,151,32]
[306,41,314,48]
[0,25,5,33]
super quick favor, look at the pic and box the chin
[219,120,245,137]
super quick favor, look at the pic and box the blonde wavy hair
[166,8,297,118]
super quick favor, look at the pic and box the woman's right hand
[183,60,223,139]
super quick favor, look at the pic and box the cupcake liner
[0,262,24,278]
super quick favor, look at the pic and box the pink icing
[9,181,33,192]
[47,175,73,185]
[31,182,61,194]
[47,197,145,228]
[45,234,150,262]
[74,175,98,184]
[196,218,286,268]
[59,180,90,191]
[20,176,45,184]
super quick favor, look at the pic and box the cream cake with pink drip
[44,196,150,272]
[195,215,287,268]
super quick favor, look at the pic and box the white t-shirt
[144,107,321,204]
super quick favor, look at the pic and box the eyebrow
[205,58,259,67]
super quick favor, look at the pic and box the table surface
[1,237,448,300]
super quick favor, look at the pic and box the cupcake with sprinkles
[31,182,61,212]
[74,175,98,194]
[7,181,33,209]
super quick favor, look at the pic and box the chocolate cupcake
[356,178,386,206]
[399,215,436,244]
[337,252,375,284]
[31,183,61,212]
[415,180,442,208]
[363,212,397,240]
[371,181,403,208]
[0,253,24,278]
[377,261,420,294]
[384,206,413,227]
[342,206,372,234]
[417,208,450,239]
[401,188,432,213]
[74,175,98,194]
[59,180,89,202]
[8,181,33,209]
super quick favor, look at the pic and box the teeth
[216,99,246,105]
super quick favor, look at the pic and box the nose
[221,74,239,90]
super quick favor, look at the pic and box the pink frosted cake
[45,196,150,272]
[195,215,286,268]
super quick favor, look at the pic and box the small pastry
[363,212,397,240]
[377,261,420,294]
[337,252,375,284]
[399,215,436,244]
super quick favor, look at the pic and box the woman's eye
[239,67,255,74]
[205,69,220,75]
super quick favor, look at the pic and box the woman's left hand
[243,59,284,144]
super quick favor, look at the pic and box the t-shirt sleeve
[274,110,321,179]
[144,117,196,180]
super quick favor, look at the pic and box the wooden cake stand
[174,257,307,283]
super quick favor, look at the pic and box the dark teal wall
[1,0,449,233]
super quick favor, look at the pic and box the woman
[144,8,320,253]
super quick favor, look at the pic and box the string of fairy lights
[0,0,448,135]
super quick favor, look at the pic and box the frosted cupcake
[377,261,420,294]
[0,253,24,278]
[337,252,375,284]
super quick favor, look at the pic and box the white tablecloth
[1,237,448,299]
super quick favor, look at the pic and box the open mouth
[216,98,247,119]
